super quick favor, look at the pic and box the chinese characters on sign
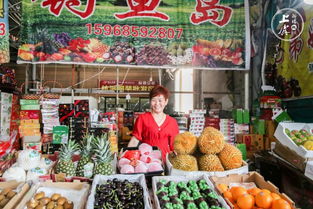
[271,8,304,42]
[100,80,157,92]
[39,0,96,19]
[114,0,169,21]
[35,0,234,26]
[190,0,232,26]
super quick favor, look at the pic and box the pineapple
[55,140,79,176]
[93,134,114,176]
[76,134,94,177]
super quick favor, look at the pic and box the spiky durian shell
[198,127,225,154]
[169,154,198,171]
[218,143,242,170]
[173,132,198,154]
[198,154,224,171]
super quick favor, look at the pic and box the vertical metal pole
[200,70,203,109]
[116,67,119,108]
[32,64,36,81]
[244,71,249,109]
[25,64,29,93]
[158,69,162,85]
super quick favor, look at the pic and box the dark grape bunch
[54,32,71,46]
[137,45,170,65]
[109,42,136,64]
[94,178,144,209]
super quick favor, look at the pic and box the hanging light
[304,0,313,5]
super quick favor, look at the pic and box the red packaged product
[122,150,141,161]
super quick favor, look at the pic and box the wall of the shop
[11,63,160,90]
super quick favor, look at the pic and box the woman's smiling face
[150,94,168,113]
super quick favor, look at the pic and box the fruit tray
[274,122,313,158]
[86,174,152,209]
[0,181,30,209]
[165,154,248,177]
[152,174,230,209]
[210,172,296,209]
[15,180,90,209]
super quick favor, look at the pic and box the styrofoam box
[152,175,230,209]
[305,160,313,181]
[86,174,152,209]
[274,122,313,158]
[166,154,248,177]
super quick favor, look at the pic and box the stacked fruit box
[86,174,151,209]
[0,181,30,209]
[274,122,313,158]
[15,180,90,209]
[152,174,230,209]
[211,172,296,209]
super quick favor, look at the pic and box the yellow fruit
[303,140,313,150]
[174,132,197,154]
[198,154,224,171]
[218,143,243,170]
[198,127,225,154]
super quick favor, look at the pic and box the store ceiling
[8,0,21,61]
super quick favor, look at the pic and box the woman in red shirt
[128,85,179,160]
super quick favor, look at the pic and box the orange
[271,199,291,209]
[271,193,281,201]
[261,189,271,194]
[231,186,248,201]
[223,191,234,203]
[255,191,273,209]
[237,193,255,209]
[248,187,262,196]
[217,183,228,193]
[233,203,241,209]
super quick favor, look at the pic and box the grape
[53,32,71,46]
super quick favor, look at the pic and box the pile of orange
[217,184,292,209]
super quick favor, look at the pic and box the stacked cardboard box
[19,99,41,151]
[41,99,60,144]
[220,119,235,143]
[189,109,206,137]
[204,117,220,130]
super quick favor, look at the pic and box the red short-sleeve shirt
[132,112,179,159]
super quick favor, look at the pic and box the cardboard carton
[15,181,90,209]
[211,172,297,209]
[274,141,310,172]
[0,181,30,209]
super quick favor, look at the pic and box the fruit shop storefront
[1,0,313,209]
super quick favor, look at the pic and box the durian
[174,132,198,154]
[169,154,198,171]
[198,127,225,154]
[218,143,242,170]
[198,154,224,171]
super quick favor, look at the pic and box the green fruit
[64,55,71,61]
[180,43,188,50]
[96,58,104,62]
